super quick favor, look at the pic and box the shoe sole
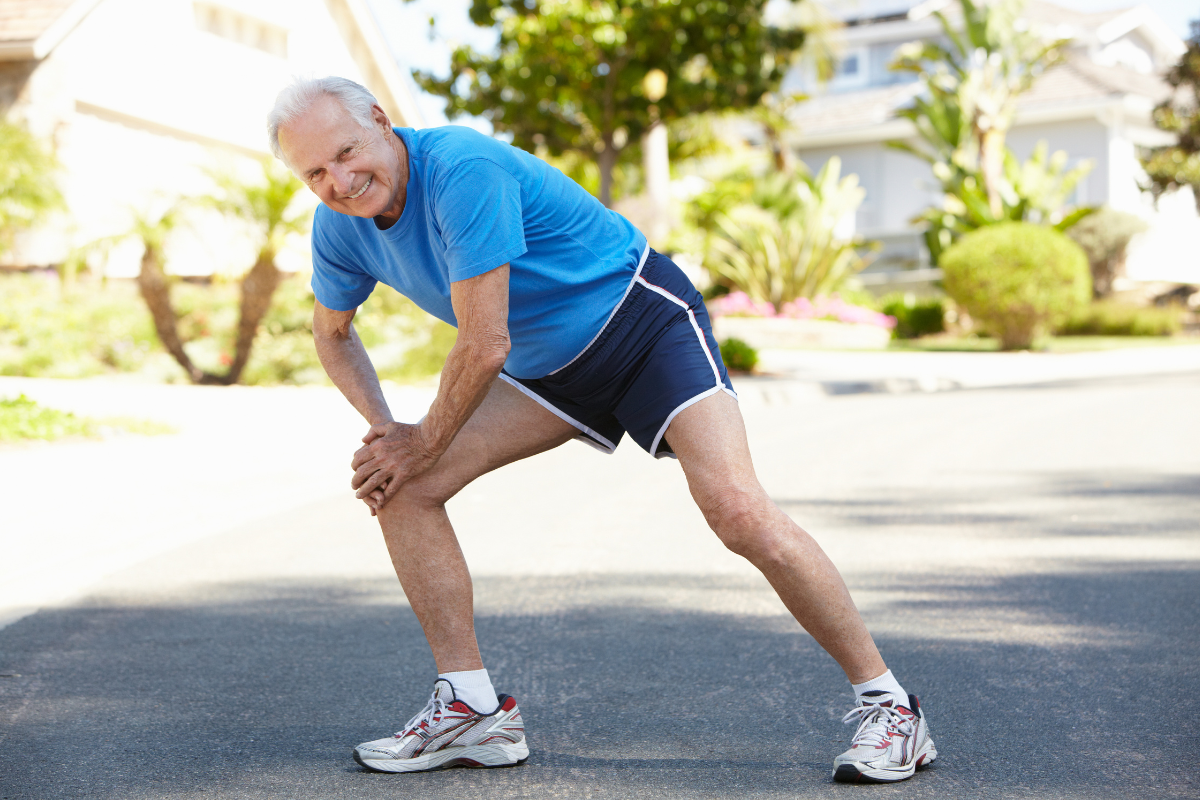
[355,740,530,773]
[832,739,938,783]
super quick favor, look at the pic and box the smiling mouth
[348,177,372,200]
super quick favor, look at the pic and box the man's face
[278,95,405,221]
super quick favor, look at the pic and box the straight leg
[664,391,886,683]
[374,379,577,672]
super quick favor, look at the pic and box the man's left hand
[351,421,440,512]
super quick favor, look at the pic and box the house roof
[1022,54,1173,110]
[0,0,99,59]
[0,0,73,41]
[787,54,1172,144]
[882,1,1184,59]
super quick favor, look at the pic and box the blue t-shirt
[310,126,647,379]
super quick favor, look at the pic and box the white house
[782,0,1196,289]
[0,0,424,275]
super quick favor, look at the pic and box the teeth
[349,177,371,199]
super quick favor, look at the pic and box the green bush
[1057,301,1184,337]
[719,337,758,373]
[940,222,1090,350]
[880,295,946,339]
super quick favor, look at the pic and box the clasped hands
[350,421,440,515]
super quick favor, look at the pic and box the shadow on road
[1,563,1196,800]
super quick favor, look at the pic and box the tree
[203,159,309,383]
[414,0,806,207]
[890,0,1067,217]
[81,159,309,385]
[1141,23,1200,212]
[0,121,63,254]
[887,0,1090,262]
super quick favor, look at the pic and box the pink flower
[709,291,896,329]
[708,291,777,318]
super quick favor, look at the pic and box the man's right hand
[350,420,441,512]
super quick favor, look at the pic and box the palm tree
[203,158,308,384]
[78,159,308,385]
[890,0,1067,217]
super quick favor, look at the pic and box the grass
[0,394,175,442]
[889,335,1199,353]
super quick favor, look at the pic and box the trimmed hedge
[881,295,946,340]
[719,337,759,373]
[1057,301,1184,336]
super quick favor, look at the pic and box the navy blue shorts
[500,249,736,459]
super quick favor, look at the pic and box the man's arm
[349,263,511,508]
[313,300,394,427]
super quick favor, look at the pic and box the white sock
[852,669,908,705]
[437,668,499,713]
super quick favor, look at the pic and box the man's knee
[382,470,461,517]
[698,487,780,559]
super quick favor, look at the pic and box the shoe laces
[842,699,914,750]
[397,691,448,738]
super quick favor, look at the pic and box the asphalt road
[1,370,1198,799]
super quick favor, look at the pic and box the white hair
[267,76,379,166]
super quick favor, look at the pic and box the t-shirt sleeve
[431,160,527,282]
[310,210,377,311]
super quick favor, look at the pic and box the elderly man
[268,76,936,783]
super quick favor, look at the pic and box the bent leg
[664,391,886,683]
[375,378,577,673]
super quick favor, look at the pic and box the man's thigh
[662,390,760,503]
[397,378,579,505]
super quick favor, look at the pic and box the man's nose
[328,164,354,195]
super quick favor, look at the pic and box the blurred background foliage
[414,0,808,206]
[0,0,1194,393]
[0,272,455,386]
[0,121,64,254]
[887,0,1093,264]
[1141,32,1200,210]
[690,156,879,310]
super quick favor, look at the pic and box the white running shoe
[354,680,529,773]
[832,691,937,783]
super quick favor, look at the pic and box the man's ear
[371,103,392,131]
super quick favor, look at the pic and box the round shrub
[940,222,1090,350]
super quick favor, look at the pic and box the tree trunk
[641,121,670,245]
[765,125,791,173]
[597,137,617,208]
[136,245,207,384]
[980,127,1005,219]
[222,253,282,385]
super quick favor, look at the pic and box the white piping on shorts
[635,275,722,386]
[651,384,724,459]
[498,373,617,454]
[633,274,736,459]
[547,244,651,376]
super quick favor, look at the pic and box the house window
[832,46,870,90]
[194,2,288,58]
